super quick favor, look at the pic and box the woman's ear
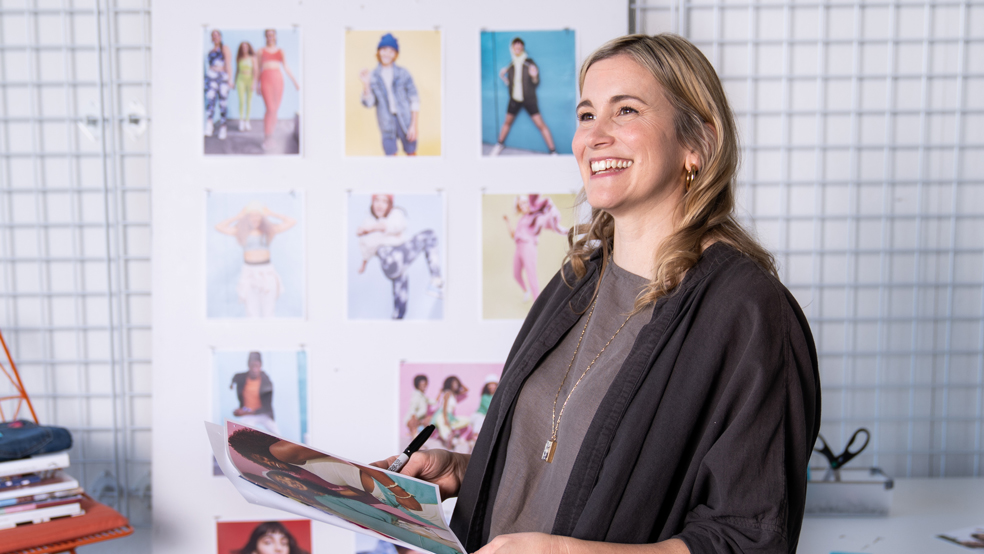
[684,150,701,173]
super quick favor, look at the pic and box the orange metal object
[0,327,39,424]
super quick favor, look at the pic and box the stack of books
[0,452,84,529]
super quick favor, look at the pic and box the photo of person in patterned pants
[204,29,232,140]
[357,194,443,319]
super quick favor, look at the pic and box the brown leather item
[0,494,133,554]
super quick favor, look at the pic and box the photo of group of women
[212,350,308,475]
[399,362,504,454]
[206,191,304,319]
[348,193,446,320]
[480,30,577,156]
[216,519,311,554]
[203,28,301,155]
[345,30,442,157]
[481,193,577,319]
[224,421,464,554]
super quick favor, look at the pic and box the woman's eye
[618,106,637,115]
[577,112,594,122]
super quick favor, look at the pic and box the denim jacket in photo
[361,64,420,135]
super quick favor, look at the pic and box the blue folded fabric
[0,420,73,461]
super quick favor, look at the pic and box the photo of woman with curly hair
[216,520,311,554]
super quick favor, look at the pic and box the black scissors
[814,428,869,482]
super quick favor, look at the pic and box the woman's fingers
[369,455,399,470]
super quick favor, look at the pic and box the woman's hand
[474,533,570,554]
[359,69,371,87]
[370,449,469,500]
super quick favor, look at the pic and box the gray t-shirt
[489,261,654,537]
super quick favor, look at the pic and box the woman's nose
[581,117,615,150]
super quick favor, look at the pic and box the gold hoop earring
[685,166,699,191]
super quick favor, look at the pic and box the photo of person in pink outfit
[502,194,567,302]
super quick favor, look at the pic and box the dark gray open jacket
[450,244,821,553]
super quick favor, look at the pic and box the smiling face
[377,46,397,66]
[370,195,391,218]
[254,532,290,554]
[574,55,698,222]
[265,29,276,46]
[511,41,525,56]
[211,30,221,46]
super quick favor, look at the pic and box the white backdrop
[151,2,627,553]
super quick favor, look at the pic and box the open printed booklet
[205,421,466,554]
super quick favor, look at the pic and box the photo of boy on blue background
[480,30,576,156]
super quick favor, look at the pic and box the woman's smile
[589,157,634,177]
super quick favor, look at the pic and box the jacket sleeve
[674,285,819,553]
[403,69,420,112]
[361,73,377,108]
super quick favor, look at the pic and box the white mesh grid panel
[631,0,984,477]
[0,0,151,526]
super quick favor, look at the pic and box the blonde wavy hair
[565,33,776,310]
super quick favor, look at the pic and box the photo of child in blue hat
[359,33,420,156]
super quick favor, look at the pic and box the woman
[215,201,297,317]
[234,521,307,554]
[430,376,471,451]
[229,351,279,435]
[376,34,820,554]
[502,194,567,302]
[469,375,498,438]
[404,374,433,438]
[204,30,233,140]
[235,41,259,132]
[257,29,299,151]
[356,194,443,319]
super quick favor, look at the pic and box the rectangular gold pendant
[541,439,556,463]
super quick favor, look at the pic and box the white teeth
[591,159,632,173]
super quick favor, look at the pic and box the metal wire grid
[631,0,984,477]
[0,0,151,525]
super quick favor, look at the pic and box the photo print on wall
[203,27,301,155]
[480,30,576,156]
[206,191,304,319]
[216,519,312,554]
[345,30,442,157]
[482,193,577,319]
[348,192,445,320]
[400,362,504,455]
[212,350,308,475]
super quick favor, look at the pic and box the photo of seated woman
[203,28,301,156]
[480,30,576,156]
[348,192,445,320]
[207,191,303,319]
[346,30,442,157]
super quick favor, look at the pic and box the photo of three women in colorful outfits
[203,28,300,155]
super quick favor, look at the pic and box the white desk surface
[798,478,984,554]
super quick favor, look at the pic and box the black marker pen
[387,424,435,473]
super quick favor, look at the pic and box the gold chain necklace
[542,294,634,463]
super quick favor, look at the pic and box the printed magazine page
[206,421,465,554]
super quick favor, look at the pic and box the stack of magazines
[0,451,84,529]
